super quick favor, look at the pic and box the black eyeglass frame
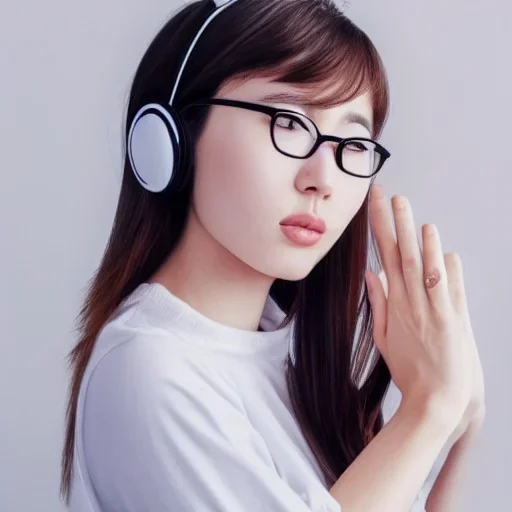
[180,98,391,178]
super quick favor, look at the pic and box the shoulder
[83,324,244,423]
[86,290,210,387]
[79,333,253,512]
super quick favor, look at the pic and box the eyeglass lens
[272,112,381,177]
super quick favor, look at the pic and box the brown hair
[61,0,390,502]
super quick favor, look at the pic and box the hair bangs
[252,2,390,137]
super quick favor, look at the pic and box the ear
[378,270,388,299]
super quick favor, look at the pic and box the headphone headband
[169,0,240,106]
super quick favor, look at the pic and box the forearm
[425,418,483,511]
[329,400,453,512]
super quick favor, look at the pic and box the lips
[279,213,326,234]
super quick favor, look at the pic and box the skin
[364,187,485,510]
[150,75,374,331]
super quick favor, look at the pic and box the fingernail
[392,195,408,210]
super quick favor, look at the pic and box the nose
[294,142,335,200]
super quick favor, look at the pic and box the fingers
[443,252,469,319]
[369,185,406,296]
[370,185,457,319]
[421,224,452,316]
[391,196,428,310]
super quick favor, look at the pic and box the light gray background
[2,0,510,510]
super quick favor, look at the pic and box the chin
[279,269,315,282]
[229,240,326,283]
[265,262,318,282]
[245,247,326,283]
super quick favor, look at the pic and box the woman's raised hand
[365,184,485,438]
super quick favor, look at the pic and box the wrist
[397,391,458,441]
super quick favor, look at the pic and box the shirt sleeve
[82,336,342,512]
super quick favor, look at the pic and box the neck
[149,206,275,332]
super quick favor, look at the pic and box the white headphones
[127,0,240,193]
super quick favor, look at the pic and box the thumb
[365,270,388,351]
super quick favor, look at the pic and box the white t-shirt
[69,282,430,511]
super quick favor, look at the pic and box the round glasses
[181,98,391,178]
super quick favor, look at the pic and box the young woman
[61,0,485,510]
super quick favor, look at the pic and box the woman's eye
[345,141,367,152]
[275,118,296,130]
[275,115,308,131]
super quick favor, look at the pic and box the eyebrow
[257,92,373,134]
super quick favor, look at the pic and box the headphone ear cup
[169,104,192,193]
[127,102,186,193]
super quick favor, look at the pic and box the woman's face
[191,75,374,281]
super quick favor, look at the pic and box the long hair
[61,0,391,502]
